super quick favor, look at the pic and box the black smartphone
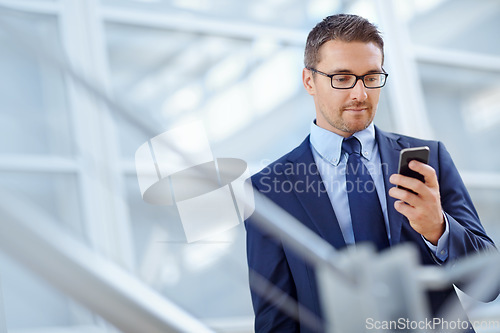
[397,146,430,192]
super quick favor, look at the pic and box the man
[245,14,496,332]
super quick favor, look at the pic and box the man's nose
[350,78,368,101]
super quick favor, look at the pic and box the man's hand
[388,160,444,245]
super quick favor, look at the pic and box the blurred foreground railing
[0,189,215,333]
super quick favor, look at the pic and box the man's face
[303,40,384,137]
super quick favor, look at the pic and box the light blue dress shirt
[309,121,449,262]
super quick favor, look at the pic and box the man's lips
[344,108,367,112]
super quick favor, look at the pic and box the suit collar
[374,126,407,150]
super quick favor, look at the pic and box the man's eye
[365,75,380,82]
[333,75,351,82]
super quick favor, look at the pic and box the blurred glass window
[0,12,73,156]
[418,63,500,172]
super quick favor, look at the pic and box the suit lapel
[286,137,347,250]
[375,127,410,245]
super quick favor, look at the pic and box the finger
[389,174,425,195]
[408,160,438,188]
[394,200,416,218]
[389,186,420,206]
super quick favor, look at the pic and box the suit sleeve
[245,179,300,332]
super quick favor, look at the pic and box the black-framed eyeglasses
[307,68,388,89]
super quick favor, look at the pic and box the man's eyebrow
[365,69,384,74]
[330,69,384,74]
[332,69,352,74]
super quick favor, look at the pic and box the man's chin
[342,121,371,134]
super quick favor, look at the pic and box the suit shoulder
[378,128,441,148]
[400,134,439,148]
[251,136,310,182]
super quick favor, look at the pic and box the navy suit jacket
[245,126,496,332]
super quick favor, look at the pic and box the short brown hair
[304,14,384,69]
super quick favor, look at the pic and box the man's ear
[302,68,316,96]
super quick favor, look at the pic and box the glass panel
[404,0,500,56]
[0,172,85,240]
[418,63,500,172]
[102,0,343,29]
[0,11,73,156]
[468,188,500,245]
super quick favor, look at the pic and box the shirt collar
[310,120,376,166]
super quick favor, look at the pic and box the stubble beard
[326,102,375,135]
